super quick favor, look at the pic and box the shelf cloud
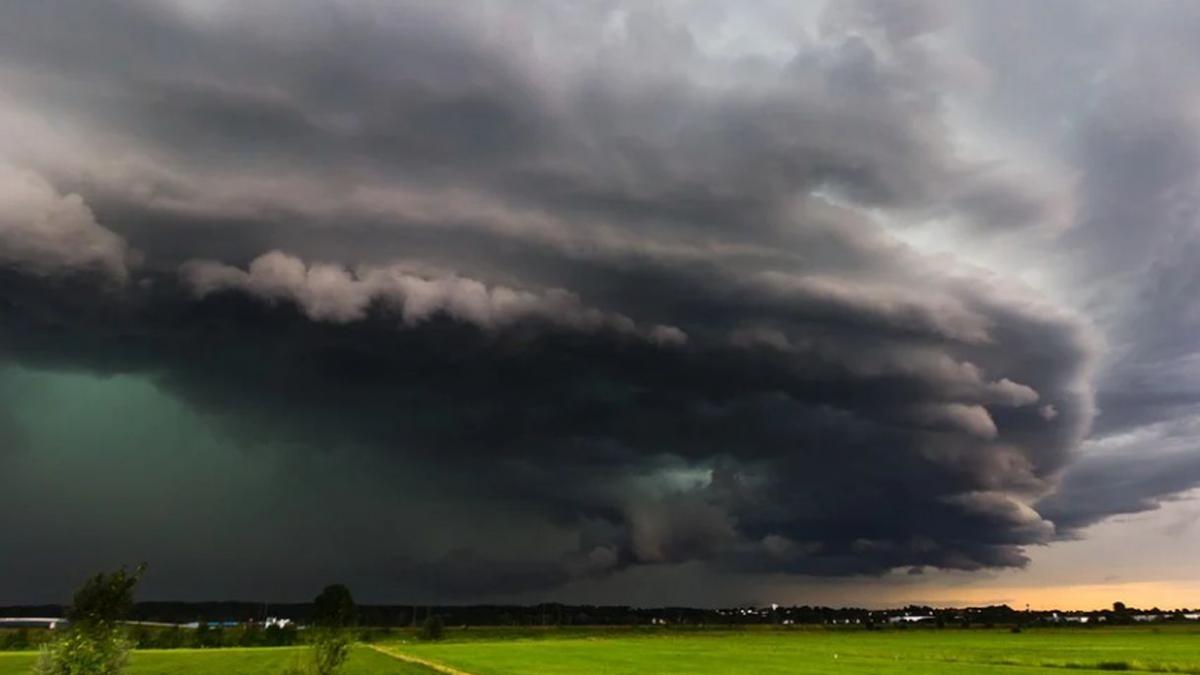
[2,0,1199,602]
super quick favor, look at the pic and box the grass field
[377,626,1200,674]
[4,627,1200,674]
[0,646,433,675]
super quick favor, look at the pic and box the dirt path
[367,644,477,675]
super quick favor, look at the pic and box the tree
[66,565,145,627]
[312,585,357,628]
[307,584,356,675]
[1111,601,1130,625]
[35,565,146,675]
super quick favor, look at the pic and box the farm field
[2,627,1200,674]
[0,646,433,675]
[377,626,1200,674]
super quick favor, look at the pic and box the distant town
[3,601,1199,633]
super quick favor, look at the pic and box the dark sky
[3,0,1200,607]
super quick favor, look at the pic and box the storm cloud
[0,0,1197,603]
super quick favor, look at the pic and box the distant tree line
[6,598,1199,653]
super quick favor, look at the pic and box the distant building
[187,620,240,629]
[888,615,934,624]
[0,617,65,629]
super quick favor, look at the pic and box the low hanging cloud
[1,0,1199,602]
[0,163,131,282]
[181,251,687,344]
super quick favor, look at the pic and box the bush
[159,626,186,650]
[34,628,131,675]
[264,624,298,647]
[239,626,264,647]
[0,629,31,651]
[310,630,352,675]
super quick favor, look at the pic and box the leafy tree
[66,566,145,627]
[35,565,145,675]
[312,585,356,628]
[305,584,356,675]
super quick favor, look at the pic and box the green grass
[378,626,1200,674]
[4,627,1200,674]
[0,646,433,675]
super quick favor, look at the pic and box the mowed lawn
[379,626,1200,674]
[0,646,432,675]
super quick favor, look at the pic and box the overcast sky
[2,0,1200,610]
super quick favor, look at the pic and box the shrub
[159,626,186,649]
[310,630,352,675]
[34,628,131,675]
[239,626,264,647]
[264,625,293,647]
[130,627,151,649]
[1,629,30,651]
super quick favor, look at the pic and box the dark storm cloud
[1036,395,1200,533]
[0,0,1196,602]
[0,255,1089,594]
[1039,449,1200,534]
[960,0,1200,532]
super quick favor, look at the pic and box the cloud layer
[0,0,1197,601]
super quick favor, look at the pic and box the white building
[888,615,935,624]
